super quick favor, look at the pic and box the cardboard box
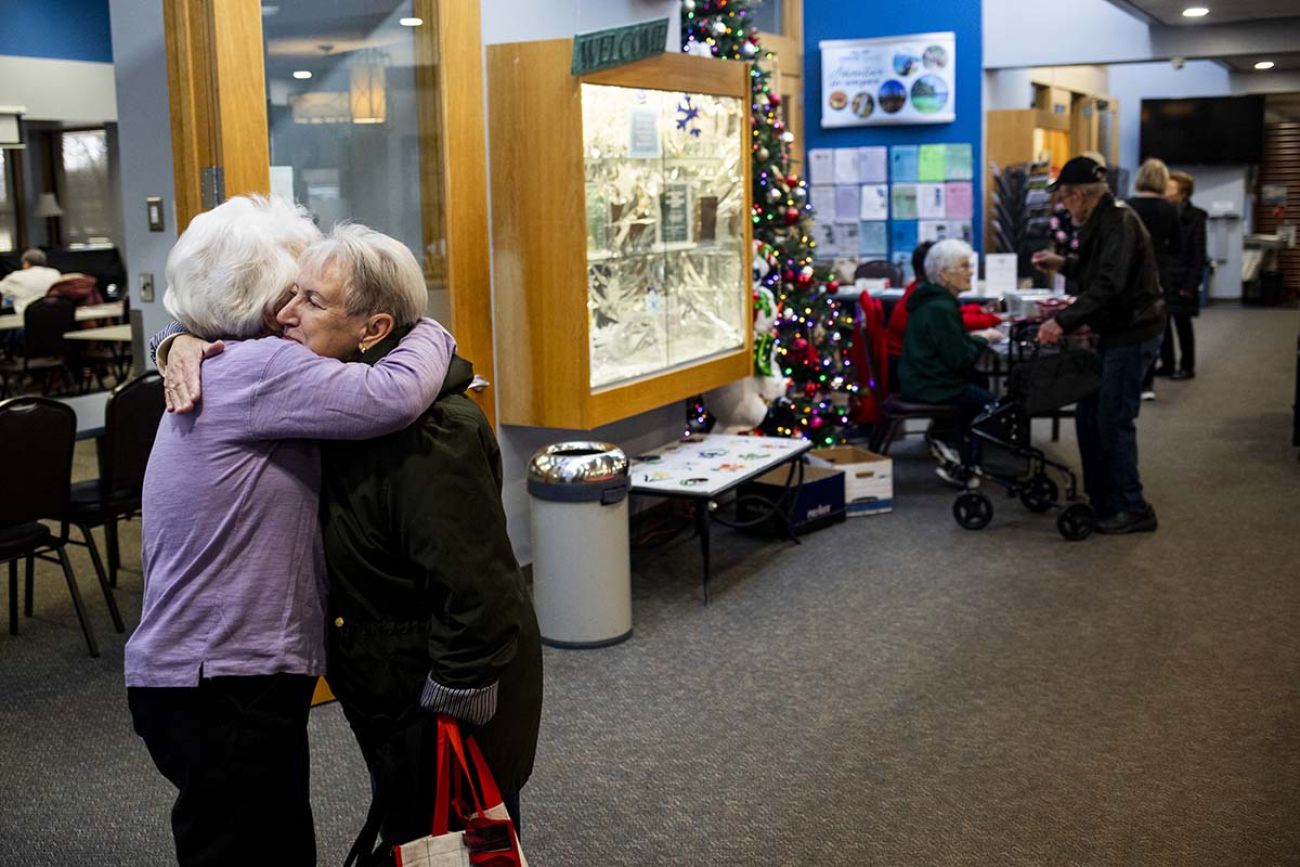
[810,446,893,516]
[737,464,846,536]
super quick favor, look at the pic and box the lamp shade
[34,192,63,218]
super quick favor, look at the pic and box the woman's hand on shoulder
[165,335,225,413]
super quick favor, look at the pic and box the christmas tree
[682,0,858,446]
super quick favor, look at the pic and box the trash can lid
[528,441,628,486]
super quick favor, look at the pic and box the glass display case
[489,40,752,429]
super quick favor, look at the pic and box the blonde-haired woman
[1126,158,1181,398]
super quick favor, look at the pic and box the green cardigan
[320,335,543,793]
[897,281,988,404]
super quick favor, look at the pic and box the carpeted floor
[1,307,1298,866]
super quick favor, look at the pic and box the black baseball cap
[1048,156,1107,191]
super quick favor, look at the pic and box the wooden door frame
[162,0,496,425]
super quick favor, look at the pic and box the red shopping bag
[393,716,527,867]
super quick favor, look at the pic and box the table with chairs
[0,372,164,657]
[0,298,132,397]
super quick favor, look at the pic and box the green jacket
[898,282,987,404]
[320,335,543,793]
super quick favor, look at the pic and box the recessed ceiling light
[399,16,423,27]
[292,70,312,80]
[1254,60,1276,70]
[1182,6,1209,17]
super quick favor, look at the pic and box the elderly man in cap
[1032,156,1166,534]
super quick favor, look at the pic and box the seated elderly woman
[125,195,455,867]
[898,238,1003,478]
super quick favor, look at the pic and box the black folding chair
[0,297,76,397]
[0,397,118,657]
[68,372,164,593]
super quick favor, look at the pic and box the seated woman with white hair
[898,238,1003,480]
[125,195,456,867]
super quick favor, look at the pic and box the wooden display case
[488,39,753,429]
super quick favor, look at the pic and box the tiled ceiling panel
[1121,0,1300,26]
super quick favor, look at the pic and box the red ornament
[769,93,783,107]
[826,280,840,294]
[785,207,801,225]
[782,269,796,282]
[804,382,819,397]
[786,175,800,188]
[796,271,813,288]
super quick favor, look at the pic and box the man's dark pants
[1159,313,1196,374]
[1074,334,1162,516]
[128,674,318,867]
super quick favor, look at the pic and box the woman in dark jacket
[1162,170,1207,378]
[1126,158,1181,396]
[899,239,1003,478]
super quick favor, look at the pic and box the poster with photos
[820,32,956,128]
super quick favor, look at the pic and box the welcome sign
[820,32,956,128]
[572,18,670,75]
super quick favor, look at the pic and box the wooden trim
[782,0,803,43]
[163,0,268,231]
[583,49,750,98]
[431,0,496,427]
[8,148,28,251]
[489,40,753,428]
[209,0,269,199]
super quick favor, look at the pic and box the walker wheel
[1057,503,1095,541]
[1019,473,1059,513]
[953,492,993,530]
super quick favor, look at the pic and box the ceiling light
[1181,6,1209,17]
[399,16,423,27]
[293,70,313,80]
[1254,60,1275,70]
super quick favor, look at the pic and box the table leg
[695,498,713,604]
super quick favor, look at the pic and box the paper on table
[890,221,918,255]
[890,184,918,220]
[859,184,889,221]
[859,221,888,257]
[810,185,836,220]
[890,145,918,182]
[858,146,888,184]
[944,182,973,219]
[833,148,860,184]
[945,143,974,181]
[917,183,946,219]
[834,185,860,222]
[917,144,946,182]
[808,149,834,185]
[985,253,1018,295]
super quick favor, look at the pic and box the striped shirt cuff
[420,674,498,726]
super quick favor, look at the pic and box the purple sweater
[125,319,455,688]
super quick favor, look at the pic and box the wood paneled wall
[1256,122,1300,301]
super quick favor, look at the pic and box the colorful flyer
[890,183,918,220]
[917,183,946,219]
[810,185,837,220]
[917,144,947,182]
[859,184,889,221]
[859,221,889,257]
[808,148,834,185]
[944,143,974,180]
[833,148,860,184]
[944,181,973,219]
[834,184,861,222]
[890,145,919,182]
[858,146,888,184]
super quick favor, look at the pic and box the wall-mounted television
[1140,96,1265,165]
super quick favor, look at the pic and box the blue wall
[803,0,982,254]
[0,0,113,63]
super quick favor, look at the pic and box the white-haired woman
[126,196,456,867]
[164,223,543,864]
[898,239,1003,478]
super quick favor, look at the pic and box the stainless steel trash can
[528,441,631,648]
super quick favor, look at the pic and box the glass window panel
[582,83,746,390]
[59,129,114,245]
[262,1,448,307]
[0,149,15,253]
[750,0,783,35]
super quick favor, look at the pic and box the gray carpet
[2,307,1298,866]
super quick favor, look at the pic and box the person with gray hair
[0,246,62,316]
[163,220,542,863]
[1033,156,1165,534]
[898,238,1003,482]
[126,195,457,867]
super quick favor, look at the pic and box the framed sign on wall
[819,32,956,128]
